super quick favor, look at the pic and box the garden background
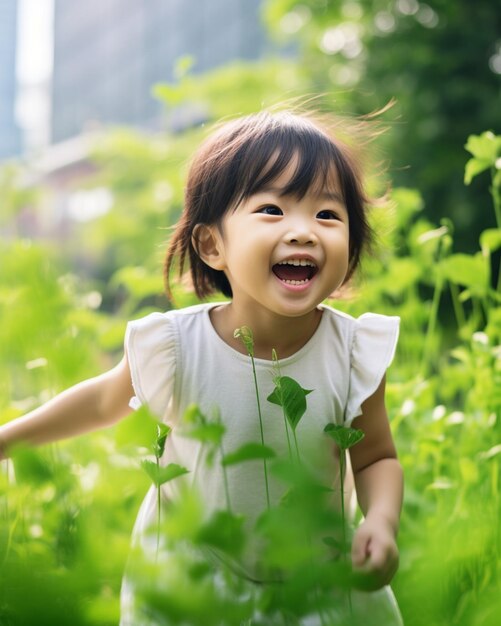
[1,1,500,624]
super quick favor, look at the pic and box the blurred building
[0,0,21,159]
[51,0,271,143]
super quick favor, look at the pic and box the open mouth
[272,259,318,285]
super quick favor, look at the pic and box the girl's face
[200,162,350,320]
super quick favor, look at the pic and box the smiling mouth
[272,259,318,285]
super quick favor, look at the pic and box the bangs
[233,117,346,207]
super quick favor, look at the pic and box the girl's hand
[350,513,399,590]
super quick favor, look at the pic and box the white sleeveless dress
[119,303,403,625]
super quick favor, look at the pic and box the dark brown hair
[165,110,374,299]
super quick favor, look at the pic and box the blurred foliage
[1,2,501,621]
[263,0,501,250]
[1,121,500,622]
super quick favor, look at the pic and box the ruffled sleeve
[344,313,400,425]
[125,312,177,421]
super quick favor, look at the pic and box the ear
[192,224,226,271]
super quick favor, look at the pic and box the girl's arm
[0,355,134,461]
[348,374,404,589]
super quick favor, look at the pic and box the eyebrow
[260,186,345,204]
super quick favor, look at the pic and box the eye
[257,205,283,216]
[316,209,341,221]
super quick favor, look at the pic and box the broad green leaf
[438,253,488,294]
[480,229,501,254]
[115,404,161,450]
[183,404,207,425]
[324,424,365,450]
[141,460,189,486]
[464,158,491,185]
[464,131,500,161]
[270,458,325,491]
[182,422,226,444]
[195,510,246,556]
[464,132,501,183]
[222,442,276,466]
[181,404,226,445]
[267,376,313,430]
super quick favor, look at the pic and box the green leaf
[115,404,161,450]
[439,253,488,294]
[324,424,365,450]
[267,376,313,430]
[464,132,501,183]
[464,131,500,161]
[195,510,246,556]
[154,423,171,458]
[141,460,189,486]
[182,422,226,445]
[181,405,226,446]
[464,158,491,185]
[183,404,207,425]
[222,442,276,466]
[480,229,501,254]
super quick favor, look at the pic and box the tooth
[283,278,308,285]
[277,259,316,267]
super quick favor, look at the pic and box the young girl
[0,110,404,625]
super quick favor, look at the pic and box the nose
[284,221,317,246]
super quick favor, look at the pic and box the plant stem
[274,359,293,461]
[250,354,270,509]
[293,431,301,465]
[339,451,346,561]
[156,456,161,561]
[220,441,232,513]
[283,410,293,461]
[338,448,353,616]
[490,167,501,229]
[449,283,465,331]
[420,247,444,377]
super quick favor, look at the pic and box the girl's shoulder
[319,304,400,341]
[125,303,224,417]
[318,303,400,373]
[319,306,400,425]
[126,302,225,361]
[128,302,222,331]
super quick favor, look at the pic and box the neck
[209,301,323,360]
